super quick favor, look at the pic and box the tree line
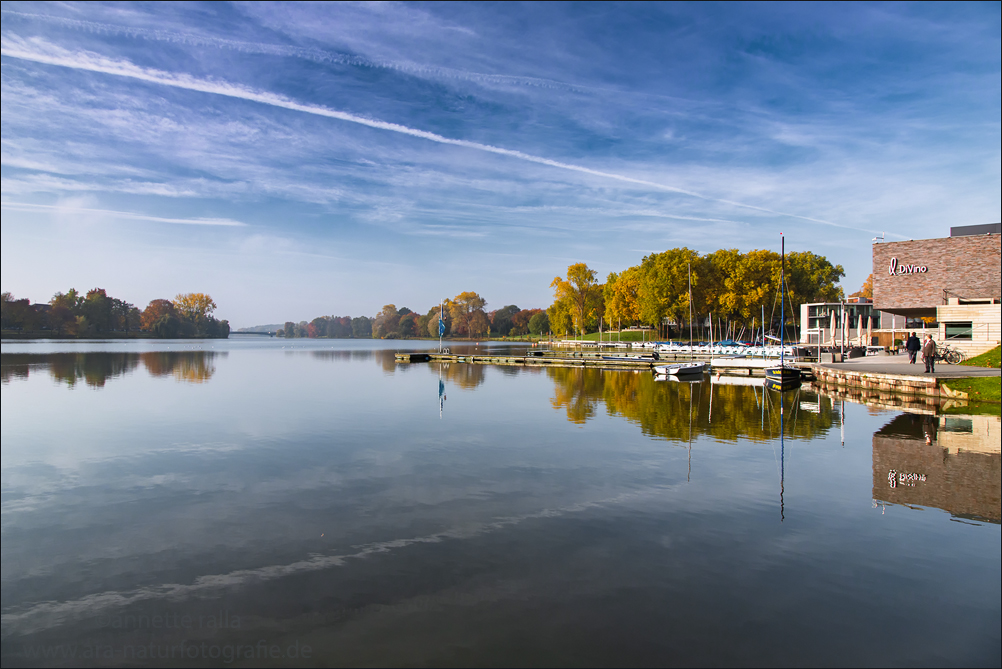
[1,289,229,338]
[278,292,550,339]
[547,247,845,338]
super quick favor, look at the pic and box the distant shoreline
[1,331,225,340]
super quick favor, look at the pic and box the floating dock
[395,351,657,370]
[395,350,811,375]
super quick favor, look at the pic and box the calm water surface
[1,338,999,667]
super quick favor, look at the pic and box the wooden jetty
[395,351,658,370]
[395,350,813,374]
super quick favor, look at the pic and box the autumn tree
[372,304,401,338]
[49,289,81,334]
[603,267,641,329]
[448,292,487,337]
[850,274,873,300]
[173,293,217,321]
[141,299,180,337]
[398,312,420,337]
[636,248,701,332]
[546,299,572,336]
[785,251,845,305]
[550,263,603,337]
[511,308,542,336]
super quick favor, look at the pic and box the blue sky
[2,2,999,326]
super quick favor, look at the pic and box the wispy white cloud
[0,8,587,94]
[0,35,855,230]
[1,201,247,226]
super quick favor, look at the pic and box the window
[944,322,972,340]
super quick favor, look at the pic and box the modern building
[871,223,1000,356]
[798,297,914,349]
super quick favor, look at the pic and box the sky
[1,2,999,327]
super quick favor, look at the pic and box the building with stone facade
[870,224,1000,356]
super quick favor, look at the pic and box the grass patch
[961,345,1000,368]
[941,376,1001,403]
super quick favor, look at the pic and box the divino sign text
[888,257,928,276]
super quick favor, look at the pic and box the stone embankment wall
[810,365,971,402]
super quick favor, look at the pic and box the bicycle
[935,344,966,365]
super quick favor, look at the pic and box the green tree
[83,288,113,332]
[528,311,550,335]
[351,316,372,338]
[490,305,520,336]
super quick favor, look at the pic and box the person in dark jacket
[905,332,921,364]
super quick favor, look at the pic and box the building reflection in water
[873,413,1001,524]
[0,351,222,387]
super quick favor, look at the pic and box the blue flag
[438,318,445,336]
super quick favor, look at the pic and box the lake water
[2,338,999,667]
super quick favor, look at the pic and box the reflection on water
[0,351,222,386]
[546,367,838,441]
[873,413,1001,523]
[2,344,999,667]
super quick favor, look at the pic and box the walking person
[905,331,920,364]
[922,334,937,373]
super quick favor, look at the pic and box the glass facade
[806,303,881,330]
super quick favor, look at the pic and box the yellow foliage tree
[603,267,641,328]
[549,263,603,337]
[172,293,217,321]
[850,274,874,300]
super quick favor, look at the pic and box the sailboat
[654,262,706,378]
[765,234,802,391]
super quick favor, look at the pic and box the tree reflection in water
[547,367,839,442]
[0,351,221,387]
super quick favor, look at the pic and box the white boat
[653,361,706,376]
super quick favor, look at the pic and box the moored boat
[764,365,802,391]
[653,361,706,376]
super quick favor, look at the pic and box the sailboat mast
[688,263,694,351]
[780,234,785,369]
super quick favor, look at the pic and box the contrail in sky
[1,201,246,226]
[1,35,853,230]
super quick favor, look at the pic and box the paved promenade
[818,353,1000,379]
